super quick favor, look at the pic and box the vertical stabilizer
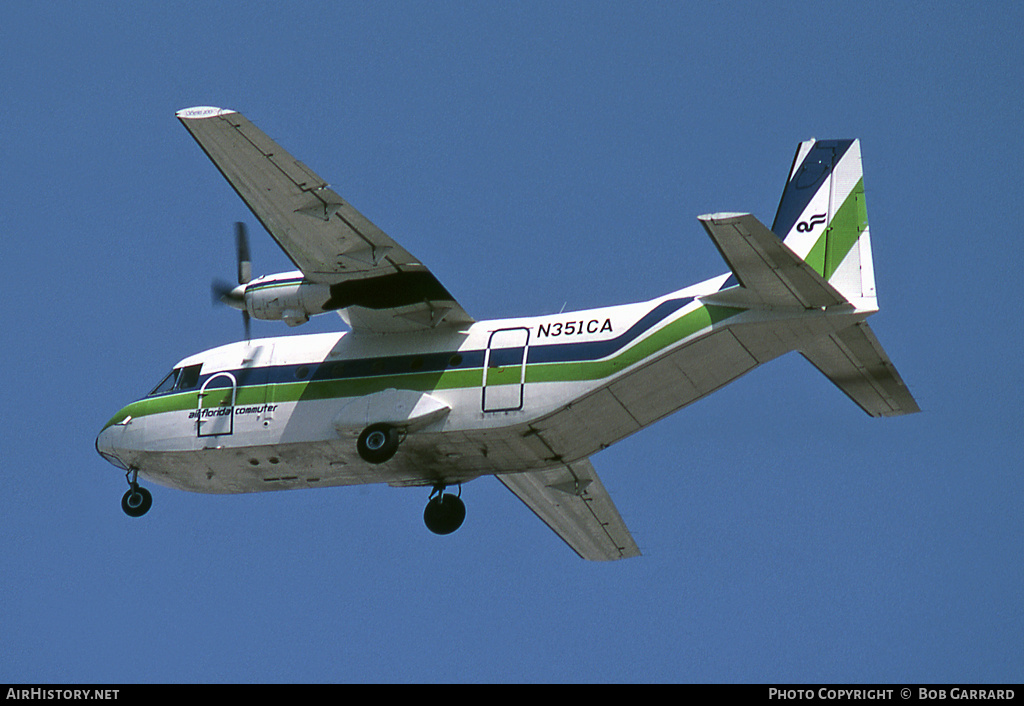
[771,139,875,306]
[768,139,919,416]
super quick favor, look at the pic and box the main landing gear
[121,468,152,518]
[357,423,401,464]
[423,485,466,535]
[355,423,465,535]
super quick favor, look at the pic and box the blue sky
[2,1,1021,683]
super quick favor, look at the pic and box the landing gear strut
[121,468,152,518]
[423,484,465,535]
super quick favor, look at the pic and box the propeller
[212,222,253,340]
[235,221,251,286]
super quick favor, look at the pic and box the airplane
[95,106,920,560]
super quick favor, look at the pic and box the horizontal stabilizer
[800,322,920,417]
[497,458,640,561]
[698,213,848,310]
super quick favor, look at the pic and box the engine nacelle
[243,271,332,327]
[221,267,456,328]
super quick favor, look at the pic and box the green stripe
[525,303,738,383]
[103,303,742,429]
[102,367,485,430]
[806,177,867,280]
[805,232,827,276]
[824,177,868,280]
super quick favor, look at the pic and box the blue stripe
[149,296,696,396]
[525,298,693,364]
[771,139,853,238]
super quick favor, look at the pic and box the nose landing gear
[121,469,152,518]
[423,484,466,535]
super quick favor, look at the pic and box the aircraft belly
[133,437,489,495]
[126,397,559,494]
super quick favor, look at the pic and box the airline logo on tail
[797,213,827,233]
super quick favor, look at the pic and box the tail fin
[700,139,920,417]
[771,139,875,305]
[769,139,918,416]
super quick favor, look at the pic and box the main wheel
[423,493,466,535]
[121,486,152,518]
[357,423,400,464]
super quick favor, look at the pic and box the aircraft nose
[96,417,130,470]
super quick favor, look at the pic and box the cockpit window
[149,369,179,396]
[148,364,203,396]
[175,364,202,391]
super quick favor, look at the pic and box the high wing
[176,106,474,334]
[497,459,641,561]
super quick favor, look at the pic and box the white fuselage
[96,273,869,495]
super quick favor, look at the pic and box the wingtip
[176,106,236,120]
[698,212,750,222]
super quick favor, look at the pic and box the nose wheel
[121,469,152,518]
[423,485,466,535]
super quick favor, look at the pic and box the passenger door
[197,372,237,437]
[482,327,529,412]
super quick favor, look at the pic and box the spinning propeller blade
[212,222,254,340]
[236,222,251,285]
